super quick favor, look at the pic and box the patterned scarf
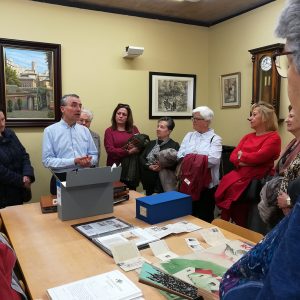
[146,138,170,165]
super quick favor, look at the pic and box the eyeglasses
[272,51,294,78]
[79,118,91,123]
[117,103,130,108]
[191,116,205,121]
[251,102,274,111]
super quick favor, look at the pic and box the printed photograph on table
[220,72,241,108]
[0,38,62,127]
[149,72,196,119]
[159,240,253,297]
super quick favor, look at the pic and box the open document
[47,270,144,300]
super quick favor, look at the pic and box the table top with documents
[0,191,251,300]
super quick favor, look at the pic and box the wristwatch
[286,196,291,207]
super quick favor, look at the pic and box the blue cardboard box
[136,191,192,224]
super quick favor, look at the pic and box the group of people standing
[39,94,298,233]
[1,0,300,298]
[0,92,297,231]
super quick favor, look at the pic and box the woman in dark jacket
[140,117,179,195]
[0,109,35,208]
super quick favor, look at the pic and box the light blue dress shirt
[42,119,98,172]
[177,129,222,187]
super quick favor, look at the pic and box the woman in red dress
[215,102,281,227]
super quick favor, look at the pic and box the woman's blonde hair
[251,101,278,131]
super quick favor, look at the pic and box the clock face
[260,56,272,71]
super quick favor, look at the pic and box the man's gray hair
[60,94,80,106]
[81,108,93,121]
[275,0,300,73]
[192,106,214,121]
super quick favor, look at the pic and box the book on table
[113,181,129,204]
[47,269,143,300]
[72,216,159,256]
[40,196,57,213]
[139,262,216,300]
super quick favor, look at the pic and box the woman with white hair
[177,106,222,222]
[219,1,300,298]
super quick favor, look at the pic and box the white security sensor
[123,46,144,58]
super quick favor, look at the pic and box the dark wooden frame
[149,72,196,119]
[0,38,61,127]
[220,72,241,108]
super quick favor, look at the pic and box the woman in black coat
[0,109,35,208]
[140,117,179,195]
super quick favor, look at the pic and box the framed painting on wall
[0,38,62,127]
[149,72,196,119]
[220,72,241,108]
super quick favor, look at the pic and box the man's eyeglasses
[272,51,294,78]
[191,116,205,121]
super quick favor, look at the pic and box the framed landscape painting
[220,72,241,108]
[0,38,62,127]
[149,72,196,119]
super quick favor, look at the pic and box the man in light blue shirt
[42,94,98,194]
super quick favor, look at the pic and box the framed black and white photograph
[0,38,62,127]
[221,72,241,108]
[149,72,196,119]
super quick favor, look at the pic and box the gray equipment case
[56,166,121,221]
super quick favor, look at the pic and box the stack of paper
[145,220,202,239]
[47,270,143,300]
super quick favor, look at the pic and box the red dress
[215,131,281,214]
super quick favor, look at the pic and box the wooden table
[0,191,248,300]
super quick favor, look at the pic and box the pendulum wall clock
[249,43,284,118]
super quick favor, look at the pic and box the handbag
[246,175,272,203]
[22,187,32,202]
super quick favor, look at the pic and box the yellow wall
[0,0,208,200]
[208,0,292,146]
[0,0,292,201]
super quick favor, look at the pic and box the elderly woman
[177,106,222,223]
[215,102,281,227]
[78,108,100,166]
[0,109,35,208]
[219,1,300,299]
[104,103,140,189]
[140,117,179,195]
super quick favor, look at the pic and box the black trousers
[121,180,137,191]
[192,187,217,223]
[50,172,67,195]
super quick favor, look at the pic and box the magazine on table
[47,269,144,300]
[72,216,159,256]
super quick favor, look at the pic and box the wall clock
[248,43,284,118]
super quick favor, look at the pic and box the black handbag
[22,187,32,202]
[246,175,272,203]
